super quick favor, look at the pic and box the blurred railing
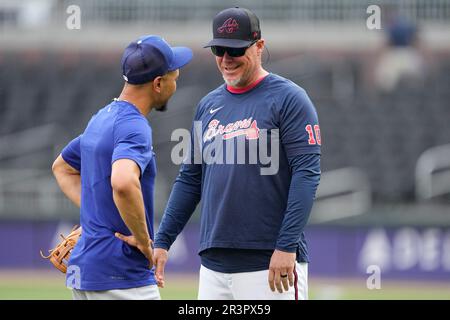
[0,124,58,161]
[0,166,373,220]
[0,124,73,218]
[416,144,450,200]
[0,169,77,218]
[310,167,372,223]
[0,0,450,29]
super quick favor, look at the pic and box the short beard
[223,76,242,87]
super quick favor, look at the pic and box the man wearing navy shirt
[154,7,321,300]
[51,35,192,300]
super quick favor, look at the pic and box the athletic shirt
[155,73,321,273]
[61,100,157,290]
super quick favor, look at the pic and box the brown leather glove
[40,225,81,273]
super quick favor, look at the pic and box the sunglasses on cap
[211,40,258,58]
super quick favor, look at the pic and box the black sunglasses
[210,41,258,58]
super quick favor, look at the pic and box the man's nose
[222,51,234,61]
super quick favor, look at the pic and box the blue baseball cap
[121,35,193,85]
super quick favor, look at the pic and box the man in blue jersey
[154,7,321,300]
[51,35,192,300]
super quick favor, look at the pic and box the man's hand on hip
[115,233,154,269]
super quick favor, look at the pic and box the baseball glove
[40,225,81,273]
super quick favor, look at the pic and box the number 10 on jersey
[305,124,321,145]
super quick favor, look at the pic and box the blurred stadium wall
[1,0,450,285]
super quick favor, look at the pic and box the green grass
[0,271,71,300]
[0,271,449,300]
[0,271,198,300]
[309,278,450,300]
[0,282,199,300]
[160,277,198,300]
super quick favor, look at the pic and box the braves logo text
[171,120,280,175]
[203,118,259,142]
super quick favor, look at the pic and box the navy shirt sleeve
[61,135,82,172]
[279,88,321,158]
[154,106,203,250]
[111,113,152,177]
[276,153,321,252]
[276,87,322,252]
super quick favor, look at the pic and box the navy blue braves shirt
[155,73,321,273]
[61,100,157,290]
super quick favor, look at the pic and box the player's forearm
[52,163,81,208]
[276,153,321,251]
[113,182,151,246]
[57,174,81,207]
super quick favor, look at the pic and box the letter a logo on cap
[217,18,239,34]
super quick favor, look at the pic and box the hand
[153,248,168,288]
[115,232,154,269]
[268,249,296,293]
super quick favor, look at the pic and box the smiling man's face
[215,40,264,88]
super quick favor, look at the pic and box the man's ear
[256,39,265,56]
[152,76,163,93]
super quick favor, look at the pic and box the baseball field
[1,270,449,300]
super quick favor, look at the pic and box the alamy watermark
[366,5,381,30]
[170,121,280,176]
[366,265,381,290]
[66,5,81,30]
[66,264,81,289]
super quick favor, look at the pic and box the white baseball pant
[198,262,308,300]
[71,284,160,300]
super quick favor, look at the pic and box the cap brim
[203,38,254,48]
[169,47,193,71]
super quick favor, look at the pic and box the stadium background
[0,0,450,299]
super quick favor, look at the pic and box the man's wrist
[275,246,297,253]
[136,235,152,248]
[154,241,170,251]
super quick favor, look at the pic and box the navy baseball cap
[121,35,193,85]
[204,7,261,48]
